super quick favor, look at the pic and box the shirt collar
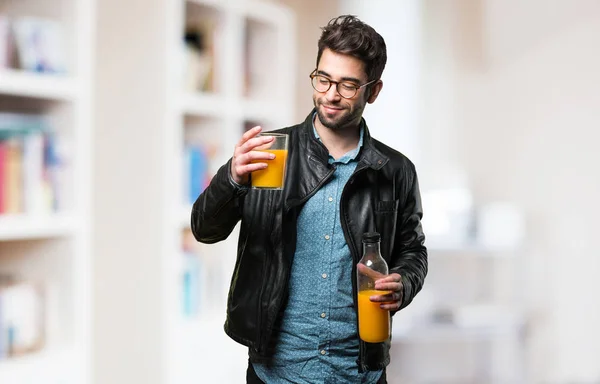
[312,112,364,164]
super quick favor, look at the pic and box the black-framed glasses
[309,70,377,99]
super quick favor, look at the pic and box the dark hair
[317,15,387,82]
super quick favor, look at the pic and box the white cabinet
[0,0,94,382]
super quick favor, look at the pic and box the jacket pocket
[375,199,399,262]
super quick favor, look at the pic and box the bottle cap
[362,232,380,243]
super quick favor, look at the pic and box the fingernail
[270,154,275,159]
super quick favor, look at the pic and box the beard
[313,96,365,131]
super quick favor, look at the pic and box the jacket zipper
[259,165,337,354]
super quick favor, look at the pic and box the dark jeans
[246,361,388,384]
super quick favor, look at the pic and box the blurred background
[0,0,599,383]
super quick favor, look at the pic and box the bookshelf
[0,0,93,383]
[165,1,296,382]
[93,0,295,383]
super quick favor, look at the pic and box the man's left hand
[371,273,403,311]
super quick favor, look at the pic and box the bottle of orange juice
[357,232,390,343]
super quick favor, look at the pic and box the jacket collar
[300,109,389,171]
[284,110,389,211]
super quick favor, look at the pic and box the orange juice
[251,149,288,188]
[358,289,390,343]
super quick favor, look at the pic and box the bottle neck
[362,241,381,259]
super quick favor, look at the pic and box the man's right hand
[230,126,275,185]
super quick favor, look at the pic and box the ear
[367,80,383,104]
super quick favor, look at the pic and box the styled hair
[317,15,387,82]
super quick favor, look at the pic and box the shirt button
[328,197,333,202]
[324,235,330,240]
[320,312,326,318]
[322,273,327,279]
[320,350,326,355]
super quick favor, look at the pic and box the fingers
[238,126,275,152]
[357,263,386,280]
[369,291,397,302]
[239,125,263,145]
[374,273,402,290]
[236,146,275,166]
[379,301,401,311]
[362,272,403,311]
[231,126,276,184]
[369,291,402,311]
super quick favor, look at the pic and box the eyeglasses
[309,70,377,99]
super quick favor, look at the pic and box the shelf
[179,92,227,117]
[186,0,227,11]
[241,98,290,126]
[393,307,527,342]
[393,321,525,343]
[242,0,294,25]
[427,241,518,256]
[0,347,76,384]
[0,69,79,101]
[0,214,78,241]
[178,205,193,229]
[179,93,290,125]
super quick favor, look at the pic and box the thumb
[357,263,386,280]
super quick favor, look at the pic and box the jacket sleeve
[389,166,428,311]
[191,159,248,244]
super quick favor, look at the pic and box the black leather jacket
[191,110,427,371]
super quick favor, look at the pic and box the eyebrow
[316,70,362,84]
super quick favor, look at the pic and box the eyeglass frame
[309,69,378,99]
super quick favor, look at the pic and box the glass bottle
[357,232,390,343]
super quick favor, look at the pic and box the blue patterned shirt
[253,120,382,383]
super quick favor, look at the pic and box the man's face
[313,48,372,132]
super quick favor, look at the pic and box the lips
[321,104,343,114]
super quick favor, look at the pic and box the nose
[324,84,341,102]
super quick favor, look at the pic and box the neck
[314,116,361,159]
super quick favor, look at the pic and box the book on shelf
[181,230,203,318]
[180,228,229,318]
[0,113,63,215]
[182,250,202,317]
[0,14,13,69]
[9,16,67,73]
[183,144,213,205]
[183,18,217,93]
[244,21,275,98]
[0,276,46,360]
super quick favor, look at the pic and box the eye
[340,82,358,91]
[318,77,330,85]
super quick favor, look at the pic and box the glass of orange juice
[251,133,288,190]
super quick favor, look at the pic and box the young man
[192,15,427,384]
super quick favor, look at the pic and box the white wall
[342,0,600,382]
[93,0,168,383]
[414,0,600,382]
[459,2,600,381]
[277,0,340,123]
[338,0,423,169]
